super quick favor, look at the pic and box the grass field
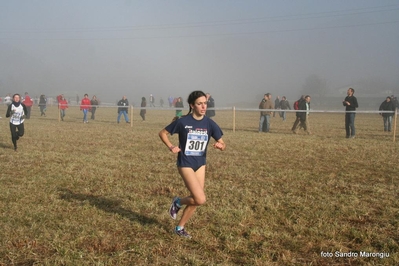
[0,104,398,265]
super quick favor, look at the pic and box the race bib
[185,132,208,156]
[11,107,23,123]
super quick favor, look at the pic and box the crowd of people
[1,92,217,123]
[258,89,398,137]
[2,89,398,155]
[1,91,218,157]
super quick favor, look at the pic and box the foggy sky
[1,0,398,106]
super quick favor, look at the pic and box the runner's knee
[193,195,206,206]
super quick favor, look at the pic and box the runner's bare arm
[159,128,181,153]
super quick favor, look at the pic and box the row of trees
[301,74,396,98]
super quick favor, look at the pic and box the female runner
[159,90,226,238]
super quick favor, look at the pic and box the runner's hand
[169,146,181,153]
[213,142,224,150]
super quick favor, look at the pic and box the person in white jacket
[6,94,28,151]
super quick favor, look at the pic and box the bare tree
[301,74,328,97]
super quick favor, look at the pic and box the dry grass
[0,104,398,265]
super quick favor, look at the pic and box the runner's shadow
[58,188,160,226]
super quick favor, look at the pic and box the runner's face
[191,96,207,116]
[13,95,20,102]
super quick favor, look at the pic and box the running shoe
[174,227,192,239]
[169,196,181,220]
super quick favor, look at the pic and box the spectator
[149,94,155,107]
[273,96,280,117]
[168,95,174,107]
[22,92,33,119]
[258,93,273,132]
[90,95,99,120]
[58,95,68,121]
[6,93,28,151]
[343,88,358,138]
[56,94,63,103]
[175,97,184,118]
[39,94,47,117]
[292,95,305,133]
[140,97,146,121]
[80,94,91,123]
[279,96,291,121]
[160,97,164,107]
[294,95,311,134]
[379,96,395,132]
[391,95,398,110]
[205,93,215,118]
[117,96,130,123]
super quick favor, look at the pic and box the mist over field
[0,1,398,107]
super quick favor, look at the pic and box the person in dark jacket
[278,96,291,121]
[205,93,215,118]
[379,96,395,132]
[39,94,47,117]
[343,88,359,138]
[140,97,146,121]
[6,93,28,151]
[273,96,280,117]
[391,95,398,110]
[174,97,184,119]
[291,95,305,133]
[117,96,129,123]
[293,95,311,134]
[90,95,99,120]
